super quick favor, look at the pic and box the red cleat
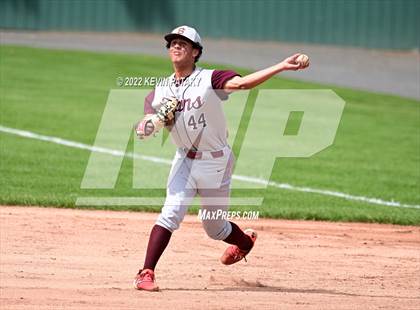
[133,269,159,291]
[220,229,257,265]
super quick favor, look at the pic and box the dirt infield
[0,206,419,309]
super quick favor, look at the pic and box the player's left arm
[134,91,178,140]
[224,53,308,92]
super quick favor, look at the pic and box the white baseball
[296,54,309,67]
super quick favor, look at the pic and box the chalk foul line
[1,125,418,210]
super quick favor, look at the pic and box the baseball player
[133,25,309,291]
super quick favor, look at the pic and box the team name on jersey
[175,96,205,112]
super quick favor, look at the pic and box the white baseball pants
[156,146,234,240]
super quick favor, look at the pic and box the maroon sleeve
[211,70,240,89]
[211,70,241,101]
[144,90,155,114]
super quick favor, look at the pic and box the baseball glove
[156,97,178,123]
[134,97,178,140]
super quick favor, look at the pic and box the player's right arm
[224,53,308,91]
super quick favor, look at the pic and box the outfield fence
[0,0,418,50]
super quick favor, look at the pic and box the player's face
[169,38,197,65]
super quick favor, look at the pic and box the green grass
[0,45,419,225]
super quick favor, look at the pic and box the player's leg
[199,184,255,263]
[143,185,196,270]
[198,183,233,240]
[221,224,257,265]
[196,149,256,264]
[134,155,196,291]
[137,188,195,272]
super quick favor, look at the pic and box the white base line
[1,125,419,210]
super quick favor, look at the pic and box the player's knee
[202,220,231,240]
[156,212,181,233]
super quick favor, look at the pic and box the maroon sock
[223,222,253,251]
[143,224,172,271]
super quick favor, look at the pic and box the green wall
[0,0,418,49]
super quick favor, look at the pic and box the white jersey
[145,67,239,151]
